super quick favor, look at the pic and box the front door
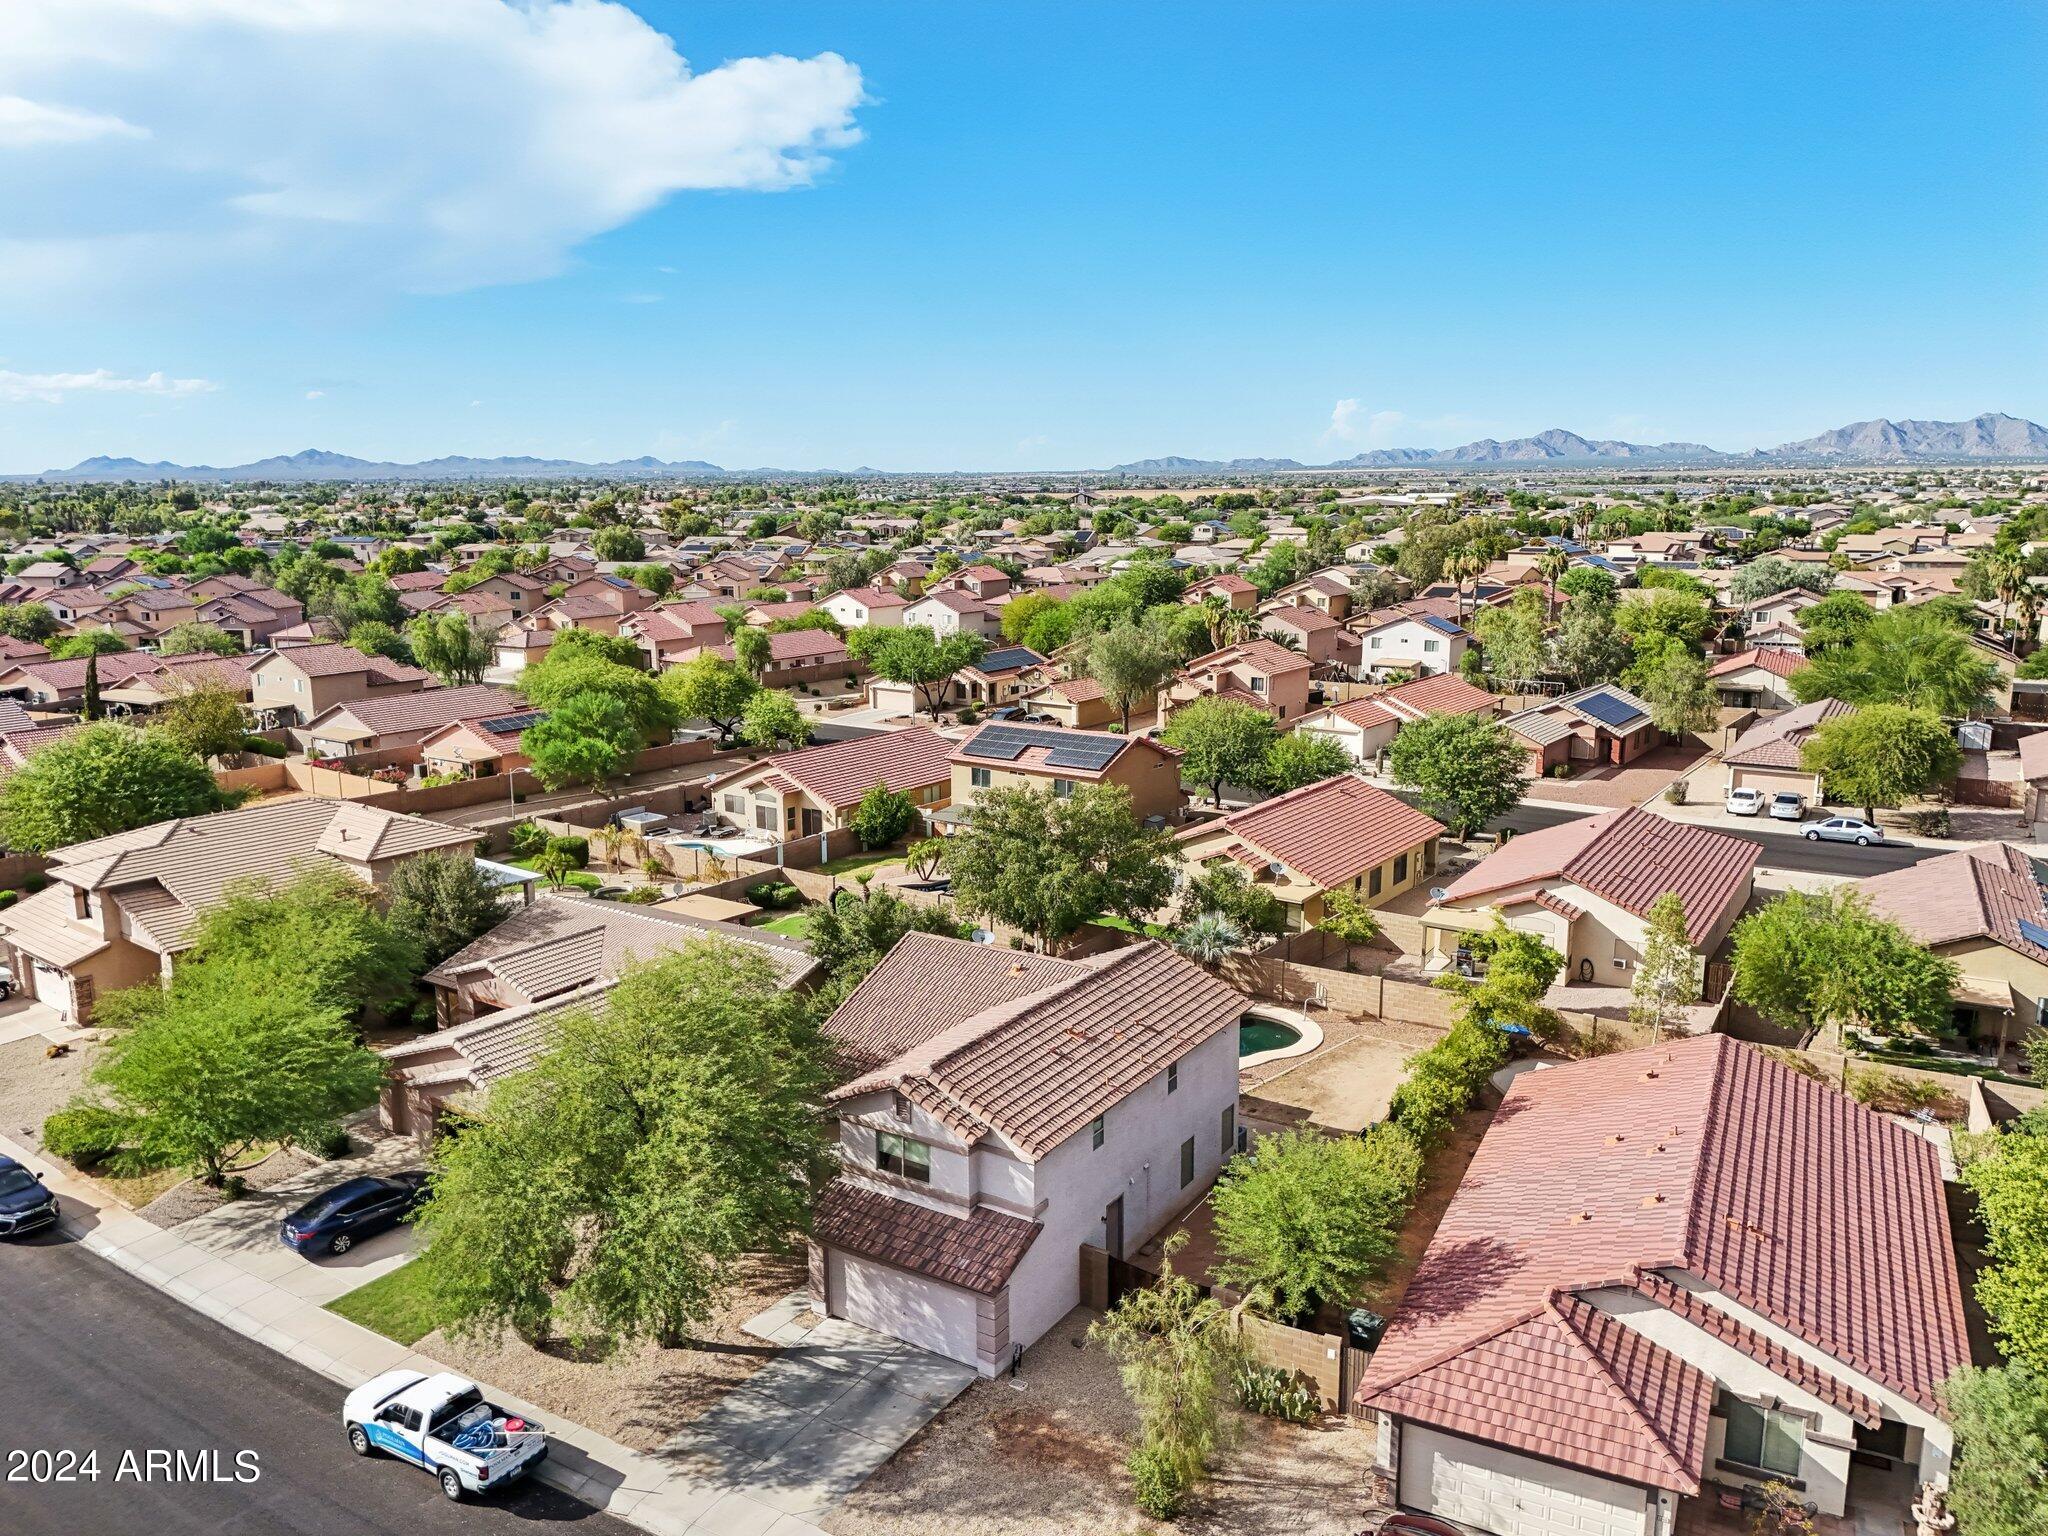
[1103,1196,1124,1260]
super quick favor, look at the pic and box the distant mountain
[1106,455,1308,474]
[1329,429,1725,467]
[1760,412,2048,463]
[4,447,730,483]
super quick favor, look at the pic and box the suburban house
[810,933,1248,1376]
[1740,588,1827,636]
[0,798,477,1022]
[1015,675,1121,730]
[1293,673,1498,765]
[303,682,520,760]
[1174,773,1446,930]
[709,725,955,840]
[1714,697,1855,805]
[381,897,819,1142]
[1708,648,1805,711]
[622,600,732,669]
[1163,638,1313,722]
[903,588,1003,640]
[1858,842,2048,1063]
[1181,572,1258,611]
[1424,805,1757,989]
[1349,605,1470,679]
[248,643,432,729]
[933,721,1186,831]
[1358,1034,1968,1535]
[819,586,912,629]
[0,650,169,709]
[415,708,539,780]
[1259,604,1345,666]
[1501,683,1662,777]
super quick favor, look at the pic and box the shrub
[0,890,15,910]
[1128,1442,1189,1520]
[957,705,980,724]
[619,885,666,905]
[746,881,801,909]
[241,734,289,758]
[1233,1364,1320,1423]
[547,834,589,869]
[507,820,547,858]
[42,1104,127,1168]
[1664,779,1688,805]
[311,1125,354,1159]
[1848,1065,1959,1118]
[1549,762,1571,779]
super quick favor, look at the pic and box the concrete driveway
[152,1135,423,1307]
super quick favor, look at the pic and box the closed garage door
[827,1249,980,1369]
[1401,1425,1649,1536]
[31,962,71,1021]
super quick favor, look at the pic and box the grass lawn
[503,854,602,893]
[327,1258,449,1346]
[815,847,904,877]
[1089,913,1172,940]
[759,910,814,938]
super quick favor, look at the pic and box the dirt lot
[827,1306,1383,1536]
[417,1253,806,1452]
[1240,1015,1438,1133]
[1358,1096,1496,1319]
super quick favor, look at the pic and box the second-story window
[1167,1061,1179,1094]
[970,766,991,789]
[875,1130,931,1183]
[1052,779,1076,799]
[1090,1115,1105,1150]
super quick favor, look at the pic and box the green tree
[1556,567,1618,607]
[52,628,130,660]
[1614,590,1713,667]
[59,953,382,1186]
[1795,591,1876,655]
[1088,1239,1245,1519]
[848,782,919,850]
[1729,888,1958,1042]
[1261,730,1353,793]
[999,592,1061,644]
[1961,1126,2048,1373]
[804,886,967,1004]
[521,691,639,793]
[1630,893,1700,1041]
[1387,712,1525,837]
[157,621,241,656]
[846,626,987,720]
[731,624,773,681]
[1317,887,1383,948]
[1162,696,1278,807]
[1727,556,1832,603]
[944,782,1175,951]
[658,654,758,743]
[1080,618,1178,731]
[1174,860,1285,936]
[1211,1125,1421,1320]
[412,942,832,1348]
[1471,588,1549,689]
[1939,1365,2048,1536]
[1791,602,1998,715]
[1633,647,1719,737]
[155,679,250,764]
[405,611,495,686]
[345,620,414,665]
[0,602,58,643]
[0,724,226,853]
[1799,704,1960,824]
[384,849,511,971]
[522,647,677,745]
[738,688,811,751]
[184,862,422,1019]
[1551,597,1630,687]
[590,524,646,563]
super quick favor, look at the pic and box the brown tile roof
[1440,806,1755,946]
[1359,1037,1969,1469]
[827,938,1245,1159]
[1633,1273,1884,1426]
[756,725,954,811]
[811,1180,1040,1296]
[1186,773,1444,890]
[1373,672,1498,720]
[1261,603,1340,634]
[824,932,1087,1075]
[1707,647,1805,680]
[1183,638,1311,677]
[307,683,519,739]
[1721,697,1855,768]
[1859,842,2048,966]
[257,642,428,684]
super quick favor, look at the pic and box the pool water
[1240,1018,1303,1057]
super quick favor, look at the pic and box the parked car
[343,1370,547,1501]
[1804,815,1884,846]
[0,1155,59,1238]
[1725,787,1765,816]
[1768,791,1805,821]
[280,1172,428,1257]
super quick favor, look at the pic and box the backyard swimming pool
[1240,1017,1303,1057]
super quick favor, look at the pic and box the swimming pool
[1240,1018,1303,1057]
[1238,1006,1321,1069]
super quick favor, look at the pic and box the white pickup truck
[343,1369,547,1501]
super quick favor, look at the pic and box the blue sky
[1,1,2043,472]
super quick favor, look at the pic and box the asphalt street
[0,1228,630,1536]
[1495,801,1935,877]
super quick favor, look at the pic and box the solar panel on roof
[961,725,1031,761]
[1046,737,1123,772]
[980,646,1039,672]
[2019,918,2048,951]
[1574,691,1645,729]
[484,710,544,735]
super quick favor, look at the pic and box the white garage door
[828,1250,980,1369]
[1401,1425,1649,1536]
[31,962,71,1021]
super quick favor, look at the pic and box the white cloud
[0,1,867,309]
[0,368,218,404]
[0,95,146,148]
[304,389,325,400]
[1322,400,1412,447]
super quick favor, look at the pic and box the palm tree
[1173,911,1244,969]
[1537,547,1572,624]
[1988,552,2029,643]
[1448,548,1487,628]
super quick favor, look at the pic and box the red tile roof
[1359,1037,1970,1479]
[1719,697,1855,768]
[1188,773,1445,889]
[1707,647,1804,680]
[824,932,1089,1075]
[1439,806,1756,945]
[812,1180,1040,1295]
[757,725,954,811]
[1374,672,1498,720]
[1859,842,2048,966]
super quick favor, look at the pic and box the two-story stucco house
[1163,638,1312,723]
[247,643,432,728]
[708,725,955,840]
[810,934,1249,1375]
[819,586,912,630]
[933,719,1186,831]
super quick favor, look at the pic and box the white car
[343,1370,547,1501]
[1725,787,1765,816]
[1804,815,1884,846]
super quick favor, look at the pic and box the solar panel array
[1574,691,1645,729]
[2019,918,2048,952]
[961,723,1124,772]
[979,646,1040,673]
[483,710,545,735]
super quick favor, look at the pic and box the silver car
[1803,815,1883,846]
[1768,792,1805,821]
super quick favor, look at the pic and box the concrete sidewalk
[0,1130,846,1536]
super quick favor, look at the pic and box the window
[1090,1115,1105,1150]
[970,766,991,789]
[1250,675,1267,693]
[1370,636,1382,649]
[1179,1137,1195,1189]
[1368,865,1383,898]
[1423,638,1439,653]
[1393,852,1409,884]
[1167,1061,1179,1094]
[875,1131,931,1183]
[1052,778,1076,799]
[1221,1104,1235,1154]
[1720,1395,1804,1477]
[723,793,743,815]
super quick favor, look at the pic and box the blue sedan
[280,1172,428,1257]
[0,1155,60,1238]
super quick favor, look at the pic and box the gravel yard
[0,1032,93,1146]
[136,1144,326,1226]
[828,1307,1383,1536]
[414,1253,807,1452]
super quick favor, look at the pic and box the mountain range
[7,413,2045,483]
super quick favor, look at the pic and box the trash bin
[1347,1308,1387,1352]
